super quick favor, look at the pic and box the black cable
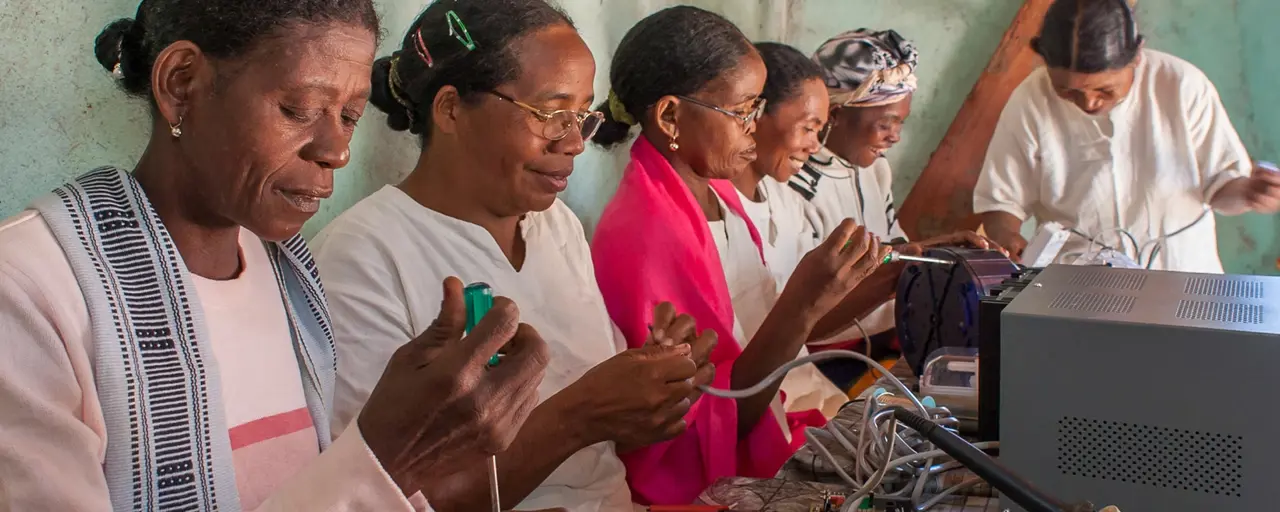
[890,408,1070,512]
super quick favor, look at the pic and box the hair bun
[94,18,136,74]
[368,54,416,133]
[591,98,635,149]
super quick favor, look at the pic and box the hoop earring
[169,116,184,138]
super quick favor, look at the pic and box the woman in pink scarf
[589,7,892,506]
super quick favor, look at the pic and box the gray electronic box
[999,264,1280,511]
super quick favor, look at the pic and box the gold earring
[169,116,184,138]
[668,136,679,152]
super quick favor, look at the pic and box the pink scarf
[592,137,813,505]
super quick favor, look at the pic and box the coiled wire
[700,341,996,511]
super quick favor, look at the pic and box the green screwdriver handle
[463,282,502,367]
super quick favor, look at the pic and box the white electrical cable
[1066,203,1211,269]
[698,343,998,511]
[699,349,929,415]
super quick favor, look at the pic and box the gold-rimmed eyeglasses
[488,91,605,142]
[676,96,767,132]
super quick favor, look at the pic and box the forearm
[1209,176,1252,215]
[810,267,899,341]
[421,393,591,510]
[980,211,1022,241]
[731,297,819,437]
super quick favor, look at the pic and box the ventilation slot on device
[1175,300,1263,325]
[1057,417,1243,497]
[1184,277,1264,299]
[1048,292,1136,314]
[1068,270,1147,291]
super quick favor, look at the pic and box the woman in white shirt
[975,0,1280,272]
[782,31,998,389]
[725,42,898,416]
[312,2,713,511]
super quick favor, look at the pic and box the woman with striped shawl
[0,0,550,510]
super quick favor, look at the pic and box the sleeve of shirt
[799,200,827,250]
[250,419,426,512]
[311,227,415,440]
[0,264,111,512]
[1184,68,1252,203]
[973,83,1041,221]
[871,162,909,242]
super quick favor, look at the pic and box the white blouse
[313,186,633,512]
[974,49,1251,273]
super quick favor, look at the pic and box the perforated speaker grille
[1057,417,1244,497]
[1068,270,1148,290]
[1175,300,1264,324]
[1048,292,1136,313]
[1185,277,1264,299]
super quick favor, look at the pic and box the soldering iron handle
[891,408,1069,512]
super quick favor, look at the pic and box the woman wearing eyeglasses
[312,2,714,511]
[590,7,890,506]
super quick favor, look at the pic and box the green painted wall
[1,0,1275,273]
[1231,0,1280,274]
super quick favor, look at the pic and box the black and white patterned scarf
[813,29,919,107]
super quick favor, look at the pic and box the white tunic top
[974,49,1251,273]
[709,192,847,419]
[788,149,905,336]
[312,186,632,512]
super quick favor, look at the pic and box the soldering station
[698,240,1280,511]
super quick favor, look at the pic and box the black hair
[368,0,574,144]
[1032,0,1143,73]
[93,0,380,98]
[592,6,756,149]
[754,42,825,113]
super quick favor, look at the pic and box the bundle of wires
[700,346,997,511]
[1064,203,1212,269]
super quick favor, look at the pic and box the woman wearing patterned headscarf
[786,29,997,390]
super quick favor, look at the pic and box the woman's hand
[896,230,1006,257]
[569,341,698,452]
[648,302,717,404]
[1243,161,1280,214]
[979,212,1027,262]
[780,219,892,323]
[358,277,549,495]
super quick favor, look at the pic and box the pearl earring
[169,116,184,138]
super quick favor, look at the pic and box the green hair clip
[446,10,476,51]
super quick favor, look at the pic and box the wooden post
[897,0,1053,239]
